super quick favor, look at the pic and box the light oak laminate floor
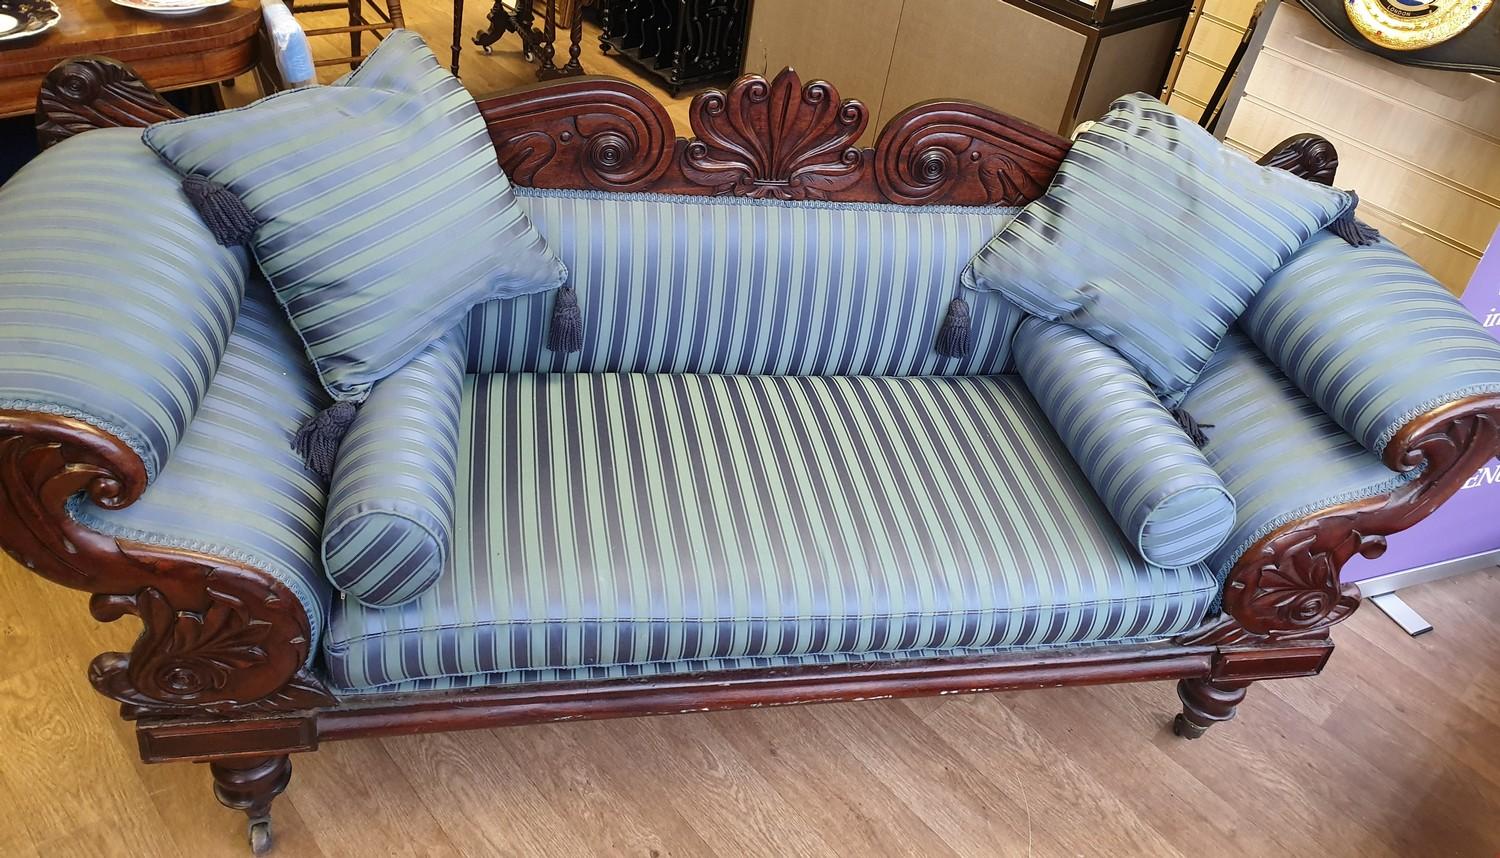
[1,553,1498,857]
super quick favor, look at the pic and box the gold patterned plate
[0,0,60,42]
[1344,0,1494,50]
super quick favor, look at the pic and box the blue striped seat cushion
[0,128,247,481]
[71,281,332,650]
[1014,318,1236,567]
[1187,331,1419,584]
[464,189,1025,376]
[1243,233,1500,458]
[961,94,1357,406]
[142,31,565,403]
[324,372,1217,690]
[322,324,466,607]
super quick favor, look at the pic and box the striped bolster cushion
[142,30,565,404]
[322,324,466,606]
[1014,318,1236,567]
[961,93,1357,406]
[1242,233,1500,458]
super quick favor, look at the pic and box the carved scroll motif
[36,57,185,150]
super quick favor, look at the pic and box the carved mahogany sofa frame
[7,58,1499,854]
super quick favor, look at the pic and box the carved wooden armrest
[0,413,333,718]
[1183,393,1500,645]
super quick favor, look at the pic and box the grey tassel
[293,401,358,480]
[548,286,583,353]
[181,175,258,247]
[1170,406,1214,448]
[1331,191,1380,247]
[935,296,972,359]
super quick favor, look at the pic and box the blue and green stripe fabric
[142,30,566,404]
[1013,318,1236,568]
[1184,331,1420,584]
[961,93,1357,406]
[71,282,332,651]
[465,189,1024,377]
[1242,233,1500,458]
[322,323,466,607]
[324,372,1218,689]
[0,128,248,481]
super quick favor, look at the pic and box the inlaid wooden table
[0,0,261,119]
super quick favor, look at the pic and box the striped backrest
[464,189,1026,377]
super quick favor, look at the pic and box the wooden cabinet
[744,0,1192,139]
[598,0,752,94]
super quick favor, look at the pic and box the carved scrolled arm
[0,413,332,717]
[1182,394,1500,645]
[35,57,185,151]
[1256,133,1339,187]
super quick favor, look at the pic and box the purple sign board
[1343,227,1500,582]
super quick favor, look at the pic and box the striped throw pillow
[961,94,1359,406]
[142,30,566,406]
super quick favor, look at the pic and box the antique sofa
[5,59,1500,855]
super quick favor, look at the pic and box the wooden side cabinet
[745,0,1193,138]
[598,0,751,94]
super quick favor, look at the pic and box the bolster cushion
[0,129,249,480]
[322,324,467,606]
[1243,233,1500,459]
[1014,318,1237,567]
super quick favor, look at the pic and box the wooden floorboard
[2,553,1498,856]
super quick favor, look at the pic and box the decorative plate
[0,0,61,42]
[1343,0,1495,50]
[110,0,230,15]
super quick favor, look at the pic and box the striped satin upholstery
[143,31,565,403]
[323,325,466,606]
[1013,318,1236,567]
[72,282,332,649]
[0,128,247,481]
[464,189,1024,376]
[961,94,1355,405]
[1184,332,1418,583]
[1243,233,1500,457]
[324,372,1217,689]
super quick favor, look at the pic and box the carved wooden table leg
[1173,678,1249,739]
[210,756,293,855]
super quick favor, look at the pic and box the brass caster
[248,817,273,855]
[1172,713,1208,740]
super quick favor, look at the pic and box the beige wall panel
[1076,18,1183,123]
[1168,90,1208,122]
[1246,52,1500,200]
[1230,101,1497,286]
[743,0,907,144]
[1202,0,1258,28]
[879,0,1088,133]
[1172,54,1228,105]
[1182,16,1244,66]
[1354,208,1481,294]
[1262,7,1500,137]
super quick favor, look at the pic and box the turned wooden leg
[210,756,292,855]
[1173,678,1249,739]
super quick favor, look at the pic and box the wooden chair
[288,0,406,72]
